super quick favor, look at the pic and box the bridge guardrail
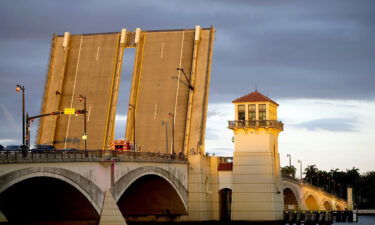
[0,150,188,164]
[228,120,284,130]
[283,210,358,224]
[282,174,347,203]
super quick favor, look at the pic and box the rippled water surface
[336,215,375,225]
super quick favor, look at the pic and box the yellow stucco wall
[231,99,283,221]
[188,155,220,221]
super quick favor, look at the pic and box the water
[336,215,375,225]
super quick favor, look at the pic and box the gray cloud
[293,118,358,132]
[1,0,375,144]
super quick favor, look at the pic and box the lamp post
[162,121,169,153]
[78,95,87,153]
[287,154,291,167]
[16,84,25,146]
[168,112,175,154]
[317,173,320,188]
[176,68,194,91]
[298,160,302,180]
[128,104,136,150]
[308,165,316,185]
[25,113,30,148]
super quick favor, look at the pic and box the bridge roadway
[0,151,348,224]
[282,175,348,211]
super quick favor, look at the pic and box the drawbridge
[37,26,215,154]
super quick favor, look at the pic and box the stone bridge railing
[282,175,347,203]
[0,150,188,164]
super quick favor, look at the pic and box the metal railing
[228,120,284,130]
[283,210,358,223]
[0,150,187,164]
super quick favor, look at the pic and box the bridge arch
[282,182,302,208]
[323,200,333,210]
[111,166,188,213]
[0,167,104,214]
[219,188,232,222]
[283,187,300,210]
[305,194,320,210]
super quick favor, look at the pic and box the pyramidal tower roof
[232,90,279,106]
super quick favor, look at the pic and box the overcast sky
[1,0,374,174]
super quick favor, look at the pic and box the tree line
[281,165,375,209]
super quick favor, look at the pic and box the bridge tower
[229,90,284,222]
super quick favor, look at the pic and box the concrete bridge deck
[0,150,187,164]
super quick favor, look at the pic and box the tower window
[259,104,266,120]
[248,104,256,121]
[238,105,245,120]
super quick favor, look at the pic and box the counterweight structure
[38,27,215,153]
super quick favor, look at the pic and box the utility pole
[25,111,64,148]
[128,104,136,150]
[168,112,175,154]
[16,84,25,146]
[162,121,169,153]
[287,154,291,167]
[79,95,87,153]
[26,113,30,148]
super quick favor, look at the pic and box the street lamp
[162,121,168,153]
[287,154,291,167]
[78,95,87,153]
[297,160,302,180]
[168,112,175,154]
[176,68,194,91]
[16,84,25,146]
[128,104,136,150]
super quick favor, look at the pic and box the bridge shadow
[0,177,100,225]
[116,174,187,223]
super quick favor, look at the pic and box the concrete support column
[231,151,283,221]
[231,129,283,222]
[188,155,219,221]
[99,191,127,225]
[347,187,353,210]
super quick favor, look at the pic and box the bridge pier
[99,191,127,225]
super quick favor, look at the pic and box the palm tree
[304,165,318,186]
[281,165,297,178]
